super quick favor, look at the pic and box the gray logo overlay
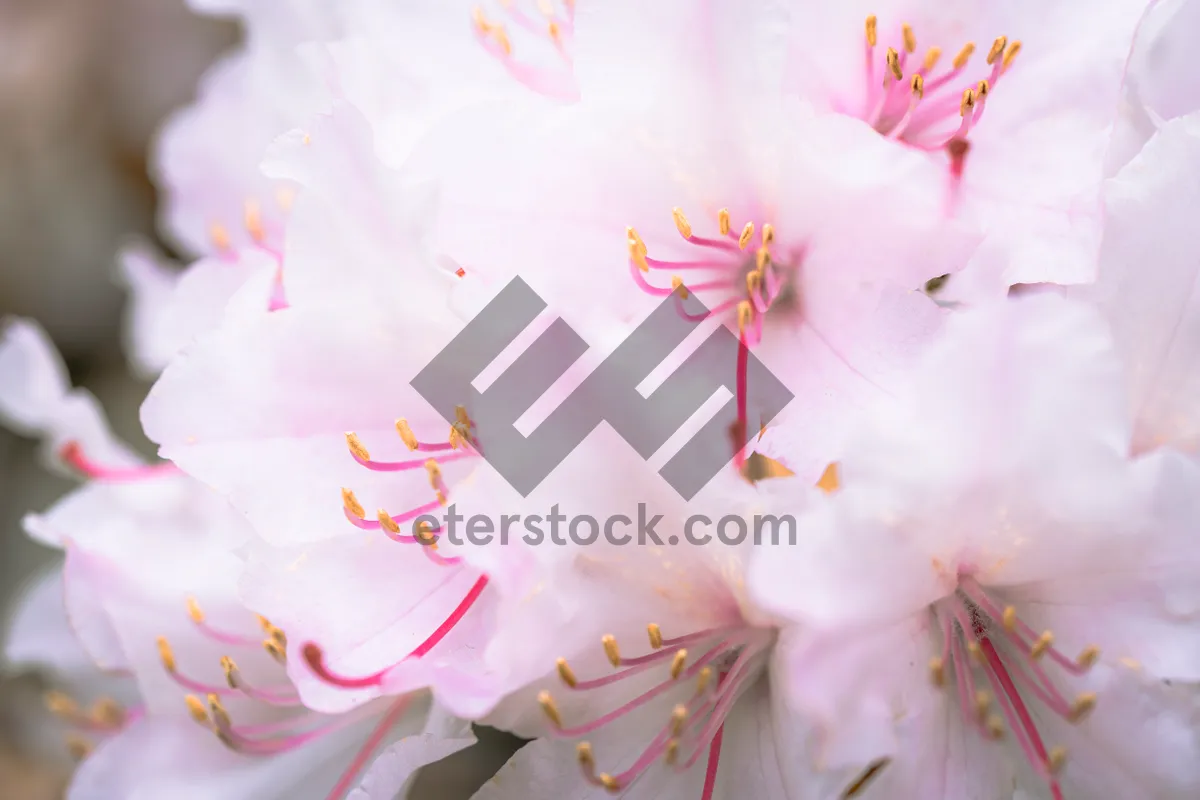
[412,278,794,499]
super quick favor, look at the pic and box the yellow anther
[449,425,465,450]
[548,20,561,41]
[395,419,419,451]
[647,623,663,649]
[626,226,647,256]
[816,462,840,493]
[90,698,125,727]
[747,269,763,297]
[275,186,296,212]
[910,73,924,99]
[1002,605,1017,632]
[264,638,287,664]
[599,773,621,793]
[491,25,513,55]
[717,208,731,236]
[696,666,714,693]
[1069,692,1096,723]
[157,636,176,672]
[66,735,92,761]
[220,656,238,689]
[538,690,562,726]
[1002,41,1022,71]
[1047,746,1067,774]
[209,223,231,252]
[1030,630,1054,660]
[886,48,902,81]
[736,301,753,333]
[244,199,264,243]
[185,695,209,725]
[959,88,976,117]
[628,237,649,272]
[928,657,945,687]
[974,690,991,720]
[345,432,370,461]
[976,79,990,99]
[207,694,231,730]
[556,657,578,688]
[986,36,1008,66]
[270,625,287,648]
[761,223,775,245]
[454,405,471,426]
[738,222,755,249]
[414,520,438,546]
[670,649,688,679]
[424,459,442,489]
[671,276,689,299]
[923,46,942,71]
[576,741,595,772]
[342,488,365,519]
[44,691,78,717]
[602,634,621,667]
[670,704,688,735]
[864,15,877,48]
[1076,645,1100,669]
[186,596,204,624]
[966,640,983,664]
[754,246,769,271]
[665,738,680,764]
[953,42,975,69]
[256,615,273,632]
[901,23,916,53]
[986,714,1005,739]
[377,509,401,534]
[471,6,490,32]
[672,207,693,239]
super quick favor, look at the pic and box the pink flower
[0,320,476,799]
[140,293,507,719]
[1106,0,1200,175]
[1080,111,1200,455]
[407,31,978,483]
[749,292,1200,798]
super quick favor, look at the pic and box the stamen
[209,223,232,252]
[672,207,693,239]
[341,488,366,518]
[986,36,1008,66]
[539,691,563,726]
[557,657,578,688]
[185,695,209,725]
[66,735,92,761]
[244,200,265,244]
[901,23,916,53]
[647,623,663,649]
[602,635,621,667]
[885,48,902,81]
[157,637,176,672]
[671,276,689,299]
[953,43,976,69]
[717,208,731,236]
[737,222,755,250]
[696,667,713,693]
[345,433,371,462]
[922,47,941,71]
[864,15,877,48]
[395,420,419,451]
[1002,41,1022,71]
[577,741,596,774]
[669,649,688,679]
[841,758,890,798]
[816,462,840,493]
[321,697,412,800]
[59,441,178,482]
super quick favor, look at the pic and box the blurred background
[0,2,515,796]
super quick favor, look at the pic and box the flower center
[297,409,489,687]
[628,207,798,468]
[159,602,410,800]
[538,622,776,796]
[471,0,580,101]
[858,15,1021,176]
[927,576,1102,799]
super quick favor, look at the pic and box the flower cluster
[4,1,1200,798]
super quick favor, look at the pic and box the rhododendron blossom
[751,293,1200,798]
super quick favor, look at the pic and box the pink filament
[59,442,179,482]
[322,697,413,800]
[350,450,475,473]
